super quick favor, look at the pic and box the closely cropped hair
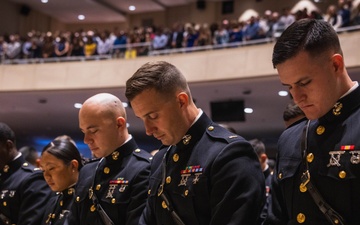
[249,139,266,156]
[272,19,342,68]
[0,122,16,144]
[42,139,83,170]
[283,102,305,122]
[125,61,191,101]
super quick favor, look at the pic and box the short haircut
[0,122,16,145]
[272,19,342,68]
[125,61,192,101]
[283,102,305,122]
[249,139,266,156]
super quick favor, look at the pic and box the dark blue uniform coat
[68,138,151,225]
[41,187,75,225]
[266,86,360,225]
[0,155,52,225]
[140,113,265,225]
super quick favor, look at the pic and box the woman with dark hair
[40,138,83,225]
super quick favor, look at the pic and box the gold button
[3,165,9,173]
[148,189,151,195]
[135,149,141,153]
[299,184,307,192]
[339,171,346,179]
[3,201,7,206]
[306,153,314,163]
[161,201,167,209]
[76,196,80,202]
[166,176,171,184]
[60,200,63,206]
[316,126,325,135]
[334,219,339,224]
[184,190,189,196]
[111,198,116,204]
[68,188,74,195]
[278,173,283,179]
[208,126,214,131]
[51,213,56,219]
[173,154,179,162]
[297,213,306,223]
[104,167,110,174]
[90,205,96,212]
[112,151,119,160]
[23,162,28,166]
[96,184,101,190]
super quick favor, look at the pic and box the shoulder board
[206,124,243,143]
[21,162,39,172]
[133,148,152,162]
[84,157,101,165]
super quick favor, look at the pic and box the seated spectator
[152,26,168,50]
[196,23,211,46]
[213,21,229,44]
[96,31,112,55]
[351,2,360,25]
[84,33,97,57]
[69,33,85,56]
[323,4,343,30]
[243,16,263,41]
[4,34,22,59]
[42,32,55,58]
[54,34,70,57]
[228,20,244,43]
[278,7,296,29]
[338,0,351,27]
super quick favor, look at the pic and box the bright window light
[244,108,253,114]
[278,91,288,97]
[129,5,136,11]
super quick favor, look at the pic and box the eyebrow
[281,77,310,86]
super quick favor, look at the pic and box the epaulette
[206,124,243,143]
[132,148,152,162]
[84,157,101,165]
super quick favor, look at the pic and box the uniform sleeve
[262,156,287,225]
[18,171,53,225]
[209,141,265,225]
[126,161,151,225]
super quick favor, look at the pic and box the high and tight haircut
[272,18,343,68]
[249,138,266,156]
[0,122,16,145]
[42,139,83,170]
[283,102,305,122]
[125,61,192,101]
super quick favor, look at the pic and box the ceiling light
[41,0,48,3]
[244,108,253,114]
[278,91,288,97]
[129,5,136,11]
[74,103,82,109]
[122,102,128,108]
[78,15,85,20]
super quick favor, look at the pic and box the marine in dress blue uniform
[266,85,360,224]
[68,138,151,225]
[0,155,52,225]
[42,186,75,225]
[140,112,265,225]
